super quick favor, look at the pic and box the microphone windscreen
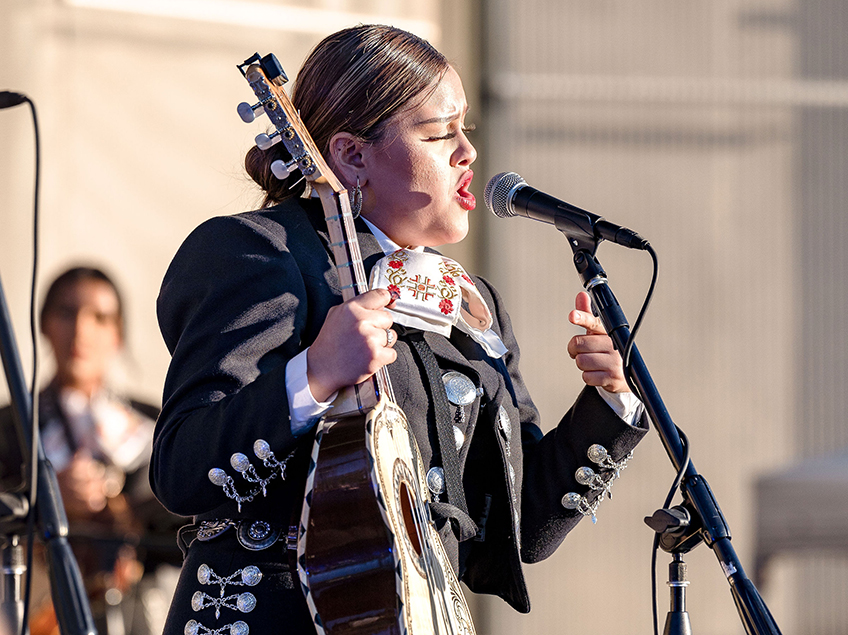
[484,172,526,218]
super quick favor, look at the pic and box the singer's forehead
[405,67,469,127]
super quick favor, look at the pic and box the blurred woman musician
[0,266,181,635]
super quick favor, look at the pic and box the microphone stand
[0,272,97,635]
[568,237,781,635]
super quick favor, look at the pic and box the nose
[453,131,477,167]
[72,311,95,342]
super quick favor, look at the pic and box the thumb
[353,288,394,310]
[569,291,606,335]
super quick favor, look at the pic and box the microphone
[0,91,27,109]
[484,172,649,250]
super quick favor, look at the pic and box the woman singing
[153,24,648,635]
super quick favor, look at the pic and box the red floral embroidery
[387,284,401,301]
[439,299,453,315]
[442,275,455,286]
[461,274,474,285]
[388,260,403,269]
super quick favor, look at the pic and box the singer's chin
[435,215,470,247]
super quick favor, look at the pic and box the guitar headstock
[236,54,380,412]
[237,53,344,194]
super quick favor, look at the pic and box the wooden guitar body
[297,397,475,635]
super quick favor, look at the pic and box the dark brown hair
[245,24,450,207]
[40,266,124,338]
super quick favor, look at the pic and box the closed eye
[426,124,476,141]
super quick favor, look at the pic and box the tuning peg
[237,101,265,123]
[270,160,298,180]
[255,131,282,151]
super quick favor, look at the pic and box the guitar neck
[240,55,388,414]
[316,187,388,414]
[316,187,369,302]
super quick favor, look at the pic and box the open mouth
[456,170,476,211]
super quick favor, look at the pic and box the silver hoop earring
[349,177,362,219]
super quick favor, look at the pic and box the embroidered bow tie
[369,249,508,358]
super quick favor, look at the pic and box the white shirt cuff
[596,386,644,426]
[285,348,336,435]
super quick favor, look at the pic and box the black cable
[622,243,658,399]
[21,95,40,635]
[651,427,690,635]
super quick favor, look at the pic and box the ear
[328,132,367,188]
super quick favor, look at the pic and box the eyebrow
[414,106,469,127]
[414,114,457,126]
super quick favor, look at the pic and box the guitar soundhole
[398,481,423,558]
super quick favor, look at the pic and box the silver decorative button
[230,621,249,635]
[575,466,597,486]
[230,453,250,473]
[208,468,228,486]
[497,405,512,438]
[426,467,446,495]
[237,592,256,613]
[185,620,199,635]
[442,371,477,406]
[197,564,211,585]
[587,444,608,465]
[191,591,204,612]
[241,566,262,586]
[561,492,583,510]
[453,426,465,451]
[253,439,271,460]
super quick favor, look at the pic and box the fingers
[568,291,605,335]
[58,455,109,513]
[568,346,628,392]
[352,288,395,311]
[567,332,616,359]
[307,291,399,400]
[567,294,630,393]
[574,290,592,314]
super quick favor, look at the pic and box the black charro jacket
[152,197,648,613]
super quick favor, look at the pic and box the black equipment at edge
[0,90,97,635]
[0,273,96,635]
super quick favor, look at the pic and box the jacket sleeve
[476,278,649,564]
[520,386,648,562]
[152,212,321,517]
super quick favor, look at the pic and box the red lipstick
[456,170,476,211]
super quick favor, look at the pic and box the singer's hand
[307,289,398,402]
[567,292,629,394]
